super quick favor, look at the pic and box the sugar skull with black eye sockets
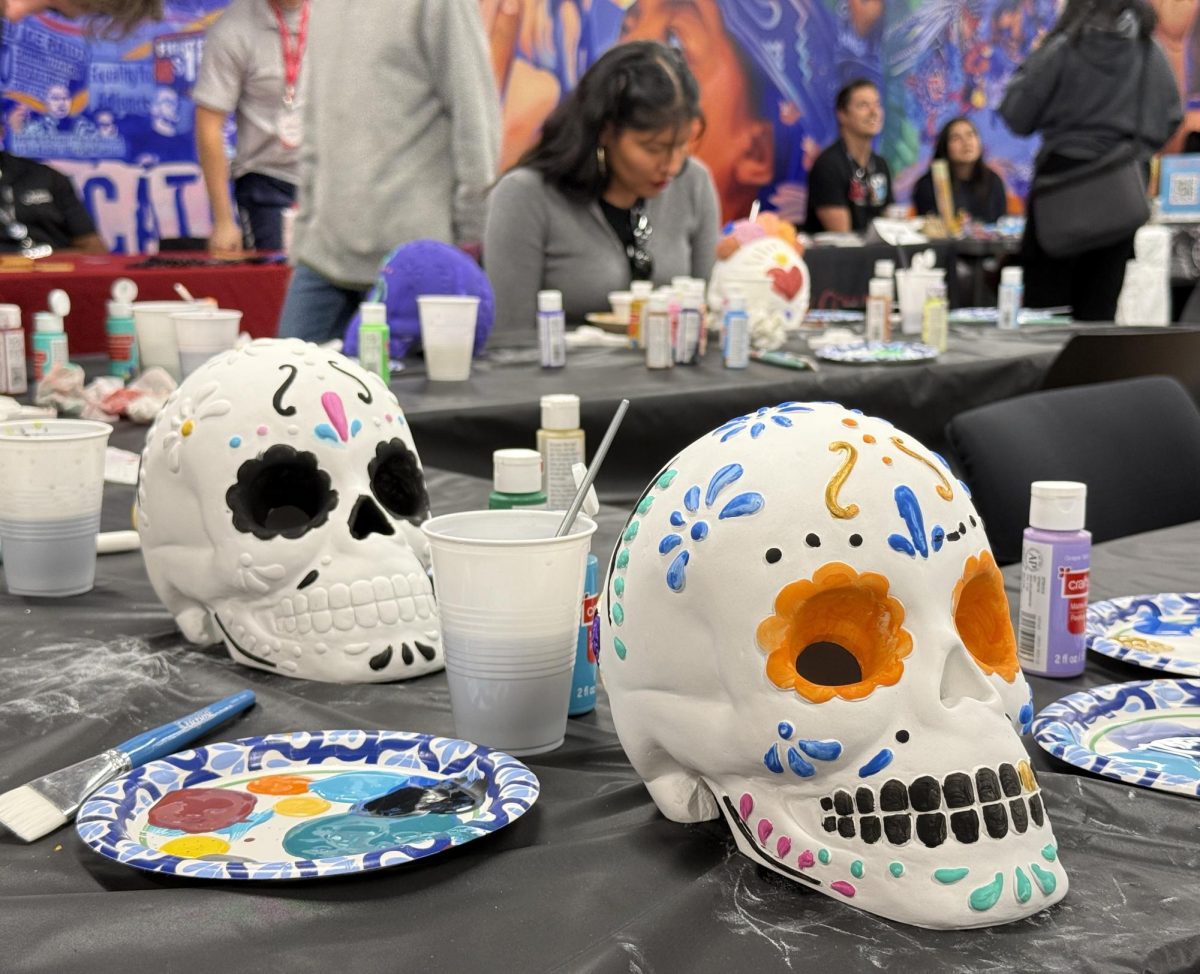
[600,402,1067,929]
[137,338,442,682]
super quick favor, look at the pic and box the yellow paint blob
[274,796,332,817]
[160,835,230,858]
[181,419,195,437]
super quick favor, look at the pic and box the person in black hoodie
[1000,0,1180,320]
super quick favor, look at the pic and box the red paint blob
[148,788,257,834]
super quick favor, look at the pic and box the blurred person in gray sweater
[278,0,500,344]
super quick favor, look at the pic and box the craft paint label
[1018,538,1090,677]
[569,555,599,716]
[0,328,27,394]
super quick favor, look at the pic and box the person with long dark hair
[483,40,720,334]
[1000,0,1180,320]
[913,117,1009,224]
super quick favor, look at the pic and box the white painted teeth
[271,573,435,635]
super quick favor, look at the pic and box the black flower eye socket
[227,445,338,540]
[369,438,428,521]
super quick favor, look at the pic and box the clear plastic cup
[0,419,111,596]
[132,300,198,380]
[895,269,946,336]
[421,509,597,755]
[417,295,479,381]
[171,308,242,378]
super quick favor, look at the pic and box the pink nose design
[321,391,349,442]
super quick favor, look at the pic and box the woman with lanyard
[483,40,720,337]
[194,0,309,254]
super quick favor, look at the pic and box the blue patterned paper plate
[1032,679,1200,798]
[813,341,938,364]
[1086,593,1200,677]
[802,309,865,324]
[75,730,540,880]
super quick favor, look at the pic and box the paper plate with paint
[802,309,866,325]
[76,730,540,880]
[814,341,938,365]
[1032,679,1200,798]
[1086,593,1200,677]
[947,308,1073,326]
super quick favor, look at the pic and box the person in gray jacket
[1000,0,1180,320]
[484,41,720,336]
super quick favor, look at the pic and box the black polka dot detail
[765,547,782,564]
[805,533,821,548]
[895,729,910,744]
[849,534,863,547]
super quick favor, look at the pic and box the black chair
[1040,327,1200,404]
[945,376,1200,565]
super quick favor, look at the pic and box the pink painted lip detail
[739,793,753,820]
[797,850,815,868]
[831,881,856,897]
[756,819,773,844]
[776,837,792,858]
[321,391,349,442]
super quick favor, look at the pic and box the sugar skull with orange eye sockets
[601,402,1065,929]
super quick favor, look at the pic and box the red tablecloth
[0,253,291,355]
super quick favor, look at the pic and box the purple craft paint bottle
[1017,481,1091,678]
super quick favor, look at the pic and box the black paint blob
[849,534,863,547]
[895,729,910,744]
[765,547,782,564]
[805,532,821,547]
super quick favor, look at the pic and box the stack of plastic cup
[171,308,243,378]
[417,295,479,381]
[421,509,597,755]
[131,300,197,380]
[0,419,111,596]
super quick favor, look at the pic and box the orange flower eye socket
[757,562,913,704]
[953,551,1019,682]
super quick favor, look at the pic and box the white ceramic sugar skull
[137,338,442,683]
[709,236,810,326]
[601,402,1066,929]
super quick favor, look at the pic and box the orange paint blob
[842,418,859,428]
[882,456,893,465]
[952,551,1020,682]
[248,774,312,796]
[863,434,876,444]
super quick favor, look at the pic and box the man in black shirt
[0,150,106,253]
[803,78,893,235]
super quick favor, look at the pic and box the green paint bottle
[357,300,390,383]
[488,449,548,510]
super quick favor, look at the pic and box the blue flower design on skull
[659,463,764,592]
[712,402,813,442]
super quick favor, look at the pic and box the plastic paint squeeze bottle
[627,280,653,348]
[105,277,139,379]
[357,300,390,383]
[998,266,1023,331]
[536,393,586,511]
[675,281,703,364]
[569,553,600,716]
[488,448,548,510]
[537,289,566,368]
[0,303,27,395]
[922,281,948,353]
[1018,481,1091,678]
[865,277,892,344]
[722,286,749,369]
[644,292,673,369]
[31,309,69,381]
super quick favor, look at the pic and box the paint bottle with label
[627,280,653,348]
[488,448,548,510]
[865,277,892,343]
[31,310,68,381]
[1018,481,1091,678]
[357,301,390,383]
[105,301,139,380]
[537,393,586,511]
[0,304,27,395]
[998,266,1023,330]
[644,292,673,369]
[569,553,600,716]
[921,282,948,353]
[537,289,566,368]
[675,281,703,364]
[722,287,749,369]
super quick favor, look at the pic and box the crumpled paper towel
[34,363,177,422]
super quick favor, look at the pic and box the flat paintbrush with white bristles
[0,690,256,842]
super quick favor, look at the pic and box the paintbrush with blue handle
[0,689,256,842]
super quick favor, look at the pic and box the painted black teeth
[820,764,1043,848]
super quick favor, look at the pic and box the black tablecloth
[804,240,960,309]
[2,414,1199,972]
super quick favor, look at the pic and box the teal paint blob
[933,867,970,885]
[309,772,415,804]
[624,521,640,543]
[616,550,630,569]
[969,872,1004,912]
[613,637,627,660]
[614,577,625,597]
[851,860,864,879]
[1030,863,1057,896]
[657,469,678,489]
[818,848,831,865]
[1015,866,1032,904]
[889,862,904,878]
[282,811,475,859]
[637,495,655,515]
[228,436,242,448]
[612,603,625,626]
[1041,844,1057,862]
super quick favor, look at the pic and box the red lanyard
[271,0,309,107]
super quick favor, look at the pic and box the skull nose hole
[794,641,863,686]
[349,495,395,540]
[939,644,999,708]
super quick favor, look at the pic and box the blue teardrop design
[670,511,686,527]
[787,747,816,777]
[893,485,928,558]
[958,479,972,498]
[777,404,812,413]
[719,492,764,520]
[797,739,844,761]
[690,522,709,542]
[750,423,766,438]
[888,535,917,557]
[1018,702,1034,728]
[932,451,951,470]
[659,534,683,555]
[720,427,744,443]
[777,721,794,740]
[315,424,339,443]
[764,744,784,774]
[772,415,793,427]
[931,525,945,552]
[705,464,743,507]
[858,748,894,778]
[684,486,701,513]
[666,550,689,592]
[350,419,363,438]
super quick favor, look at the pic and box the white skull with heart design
[137,338,442,682]
[601,402,1067,928]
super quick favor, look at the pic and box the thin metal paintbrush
[0,689,256,842]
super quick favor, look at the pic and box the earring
[596,145,607,179]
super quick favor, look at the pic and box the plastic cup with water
[417,295,479,381]
[171,308,242,378]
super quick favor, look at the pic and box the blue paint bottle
[569,554,599,716]
[1018,481,1090,678]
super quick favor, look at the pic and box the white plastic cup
[417,295,479,381]
[421,509,597,755]
[0,419,111,596]
[171,308,243,378]
[132,300,198,380]
[895,269,946,336]
[608,290,634,324]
